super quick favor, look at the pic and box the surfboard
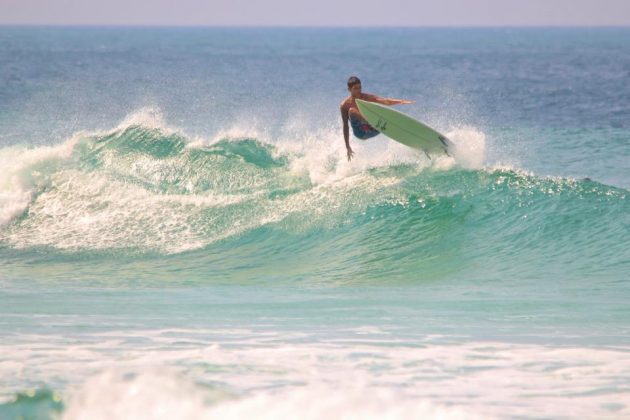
[355,99,453,157]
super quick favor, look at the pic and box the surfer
[340,76,414,161]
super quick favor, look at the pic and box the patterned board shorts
[350,117,380,140]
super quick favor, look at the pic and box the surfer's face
[349,83,362,98]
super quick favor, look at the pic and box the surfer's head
[347,76,362,97]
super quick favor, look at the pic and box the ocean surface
[0,26,629,419]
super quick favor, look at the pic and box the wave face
[0,118,627,284]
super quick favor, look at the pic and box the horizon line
[1,23,630,29]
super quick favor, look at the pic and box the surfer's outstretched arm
[340,105,354,161]
[364,93,414,106]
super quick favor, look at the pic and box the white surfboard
[355,99,453,157]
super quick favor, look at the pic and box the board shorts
[350,116,380,140]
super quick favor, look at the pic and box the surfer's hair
[347,76,361,88]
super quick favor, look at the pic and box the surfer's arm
[340,105,354,161]
[364,93,414,106]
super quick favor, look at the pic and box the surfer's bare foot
[347,147,354,161]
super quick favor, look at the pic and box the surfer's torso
[340,93,378,121]
[340,93,380,139]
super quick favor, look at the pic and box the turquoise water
[1,27,629,419]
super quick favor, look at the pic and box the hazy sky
[2,0,630,26]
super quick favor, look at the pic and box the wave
[0,111,627,278]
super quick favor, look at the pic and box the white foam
[446,127,486,169]
[0,135,80,226]
[0,161,403,253]
[62,370,218,420]
[0,107,176,228]
[62,370,473,420]
[4,328,629,419]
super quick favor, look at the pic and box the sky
[1,0,630,26]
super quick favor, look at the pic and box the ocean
[0,26,629,419]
